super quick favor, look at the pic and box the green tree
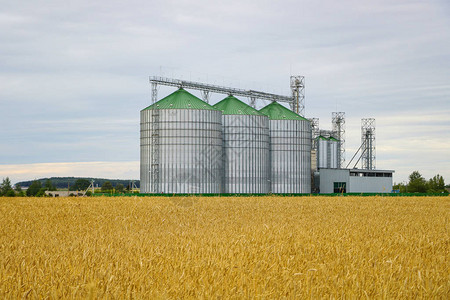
[407,171,427,193]
[1,177,13,196]
[26,180,42,196]
[427,174,446,193]
[71,179,91,191]
[44,179,57,191]
[115,183,124,193]
[14,183,25,196]
[6,189,16,197]
[36,188,47,197]
[392,182,407,193]
[101,181,113,192]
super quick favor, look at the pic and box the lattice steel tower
[308,118,319,150]
[290,76,305,116]
[361,118,376,170]
[332,112,345,168]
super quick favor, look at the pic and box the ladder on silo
[151,109,160,193]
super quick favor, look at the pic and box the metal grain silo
[260,102,311,193]
[328,137,339,169]
[140,88,222,194]
[317,136,329,169]
[213,95,270,194]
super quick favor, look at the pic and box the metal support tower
[332,112,345,168]
[151,82,158,103]
[361,118,376,170]
[308,118,319,150]
[149,76,302,112]
[290,76,305,116]
[84,180,95,195]
[129,180,138,192]
[151,109,160,192]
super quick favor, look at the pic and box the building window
[334,182,346,193]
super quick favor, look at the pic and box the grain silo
[260,101,311,193]
[317,136,329,169]
[140,88,222,194]
[328,136,339,169]
[213,95,270,194]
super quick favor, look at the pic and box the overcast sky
[1,0,449,185]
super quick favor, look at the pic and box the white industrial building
[316,168,394,194]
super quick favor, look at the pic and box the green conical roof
[213,95,265,116]
[142,88,217,111]
[329,137,339,142]
[259,101,309,121]
[317,135,329,141]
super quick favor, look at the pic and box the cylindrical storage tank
[213,95,270,194]
[260,102,311,193]
[328,137,339,168]
[140,88,222,194]
[316,136,328,169]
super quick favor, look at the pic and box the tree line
[1,171,448,196]
[0,177,138,197]
[393,171,448,194]
[16,177,139,190]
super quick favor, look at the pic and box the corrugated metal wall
[140,109,223,193]
[222,114,270,193]
[329,139,339,169]
[270,119,311,193]
[317,138,328,169]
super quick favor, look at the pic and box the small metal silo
[260,102,311,193]
[317,136,329,169]
[140,88,223,194]
[213,95,270,194]
[328,137,339,169]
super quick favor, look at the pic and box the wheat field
[0,196,448,298]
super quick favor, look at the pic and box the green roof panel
[213,95,265,115]
[317,135,329,141]
[259,101,309,121]
[142,88,217,111]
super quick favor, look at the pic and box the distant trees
[408,171,427,193]
[44,179,57,191]
[1,177,14,197]
[71,179,91,191]
[1,176,136,196]
[15,183,25,197]
[101,181,114,192]
[392,182,407,193]
[427,174,446,193]
[26,180,43,197]
[115,183,124,193]
[394,171,448,194]
[99,182,126,194]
